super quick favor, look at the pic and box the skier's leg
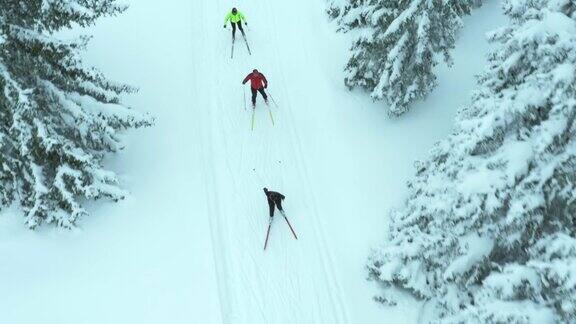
[231,22,237,39]
[238,22,245,36]
[258,88,268,104]
[268,201,275,218]
[251,88,257,107]
[276,200,285,216]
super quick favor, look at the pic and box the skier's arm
[240,13,247,24]
[262,75,268,88]
[223,13,231,25]
[242,74,251,84]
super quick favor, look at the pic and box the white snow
[444,233,494,280]
[0,0,505,323]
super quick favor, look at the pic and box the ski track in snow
[199,1,349,323]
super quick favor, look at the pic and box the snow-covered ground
[0,1,504,323]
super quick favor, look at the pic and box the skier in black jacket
[263,188,285,217]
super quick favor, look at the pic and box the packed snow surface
[0,0,504,323]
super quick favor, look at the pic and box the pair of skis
[231,33,251,59]
[247,89,278,131]
[263,213,298,250]
[251,102,275,131]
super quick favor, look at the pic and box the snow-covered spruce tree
[0,1,151,228]
[369,0,576,322]
[328,0,479,116]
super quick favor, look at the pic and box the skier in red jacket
[242,69,268,108]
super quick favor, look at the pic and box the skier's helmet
[263,187,268,193]
[253,69,259,74]
[232,7,238,14]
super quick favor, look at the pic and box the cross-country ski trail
[196,1,350,323]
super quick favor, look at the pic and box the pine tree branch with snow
[369,0,576,322]
[329,0,479,116]
[0,1,152,228]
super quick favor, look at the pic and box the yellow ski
[267,104,275,126]
[251,107,256,131]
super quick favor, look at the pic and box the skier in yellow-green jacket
[223,7,247,40]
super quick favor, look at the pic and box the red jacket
[243,72,268,89]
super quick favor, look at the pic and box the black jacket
[265,190,285,203]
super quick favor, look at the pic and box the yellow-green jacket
[224,11,246,24]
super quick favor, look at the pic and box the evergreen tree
[369,0,576,322]
[0,1,151,228]
[329,0,479,116]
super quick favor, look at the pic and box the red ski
[263,213,298,251]
[263,218,272,250]
[283,214,298,240]
[264,213,298,250]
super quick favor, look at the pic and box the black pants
[251,87,268,106]
[231,21,245,38]
[268,199,284,217]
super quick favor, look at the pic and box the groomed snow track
[197,1,350,323]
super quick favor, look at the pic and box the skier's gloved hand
[223,25,226,28]
[245,22,248,26]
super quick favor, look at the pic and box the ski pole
[265,89,279,108]
[243,86,246,111]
